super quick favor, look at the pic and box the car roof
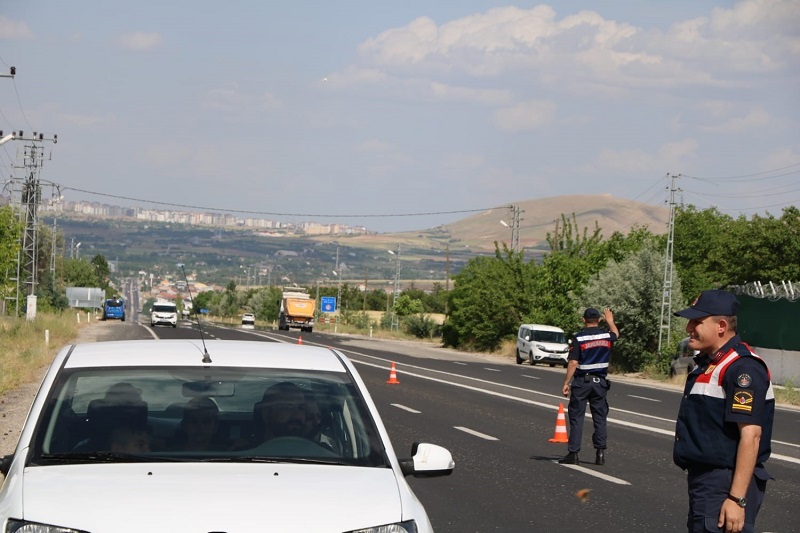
[62,340,347,372]
[519,324,564,332]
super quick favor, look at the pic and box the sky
[0,0,798,233]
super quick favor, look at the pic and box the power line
[61,185,508,219]
[683,162,800,182]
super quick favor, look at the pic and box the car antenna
[177,263,212,363]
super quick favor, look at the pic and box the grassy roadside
[0,314,86,397]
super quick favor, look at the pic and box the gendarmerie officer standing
[559,307,618,466]
[673,290,774,533]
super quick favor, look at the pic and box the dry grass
[0,314,83,396]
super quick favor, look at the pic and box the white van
[516,324,570,367]
[151,301,178,328]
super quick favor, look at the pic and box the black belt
[579,374,604,383]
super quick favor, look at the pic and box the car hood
[20,463,410,532]
[536,341,568,351]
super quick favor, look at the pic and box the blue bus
[103,297,126,321]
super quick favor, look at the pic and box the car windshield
[30,366,389,468]
[153,305,176,313]
[106,300,123,308]
[533,330,566,343]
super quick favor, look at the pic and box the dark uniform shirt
[568,326,617,378]
[673,335,775,471]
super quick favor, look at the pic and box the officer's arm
[603,308,619,339]
[562,360,578,396]
[718,423,761,531]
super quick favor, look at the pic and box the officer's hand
[718,499,745,533]
[562,384,570,397]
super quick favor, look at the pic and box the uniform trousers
[566,375,608,453]
[686,465,770,533]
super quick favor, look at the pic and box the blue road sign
[320,296,336,313]
[200,309,209,314]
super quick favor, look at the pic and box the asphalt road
[37,314,800,532]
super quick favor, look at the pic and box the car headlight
[536,344,547,351]
[6,520,89,533]
[346,520,417,533]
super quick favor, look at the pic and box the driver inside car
[256,381,307,442]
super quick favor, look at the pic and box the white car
[0,340,454,532]
[516,324,570,367]
[241,313,256,326]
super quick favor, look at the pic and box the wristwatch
[727,494,747,508]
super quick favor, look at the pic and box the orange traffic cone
[386,362,400,384]
[548,403,569,443]
[297,335,303,345]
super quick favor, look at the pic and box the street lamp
[387,245,401,330]
[75,242,82,259]
[332,269,341,311]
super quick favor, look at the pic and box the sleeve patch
[736,373,752,387]
[731,389,754,414]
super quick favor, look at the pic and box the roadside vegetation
[1,203,798,397]
[0,313,82,396]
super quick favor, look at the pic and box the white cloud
[492,100,556,132]
[430,82,512,105]
[593,139,699,175]
[351,1,799,94]
[201,84,281,113]
[60,112,117,127]
[117,32,164,51]
[0,15,33,39]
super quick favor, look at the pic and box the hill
[316,194,669,254]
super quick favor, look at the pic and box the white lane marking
[629,395,661,402]
[453,362,468,366]
[391,403,421,414]
[522,375,541,380]
[556,462,631,485]
[246,333,800,465]
[455,426,499,441]
[484,367,501,372]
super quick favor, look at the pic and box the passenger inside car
[168,397,227,452]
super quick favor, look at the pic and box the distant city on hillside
[34,198,372,237]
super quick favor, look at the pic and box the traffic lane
[264,331,800,460]
[355,359,691,532]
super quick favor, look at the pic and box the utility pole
[500,204,523,252]
[2,129,58,316]
[388,244,401,331]
[658,173,680,359]
[444,244,450,315]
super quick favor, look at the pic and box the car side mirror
[399,442,454,478]
[1,454,13,476]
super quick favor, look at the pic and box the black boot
[595,449,605,465]
[558,451,579,465]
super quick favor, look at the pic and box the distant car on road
[241,313,255,326]
[102,297,125,322]
[670,337,699,376]
[516,324,570,367]
[150,301,178,328]
[0,339,454,532]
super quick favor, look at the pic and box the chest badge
[704,364,716,375]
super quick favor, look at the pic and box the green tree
[0,205,22,306]
[393,293,423,317]
[580,242,686,371]
[62,258,102,287]
[444,246,535,351]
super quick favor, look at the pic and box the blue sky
[1,0,798,232]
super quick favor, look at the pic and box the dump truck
[278,287,316,333]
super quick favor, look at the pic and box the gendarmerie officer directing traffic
[673,290,774,533]
[559,307,618,466]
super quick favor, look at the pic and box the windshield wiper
[205,456,348,465]
[38,452,180,464]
